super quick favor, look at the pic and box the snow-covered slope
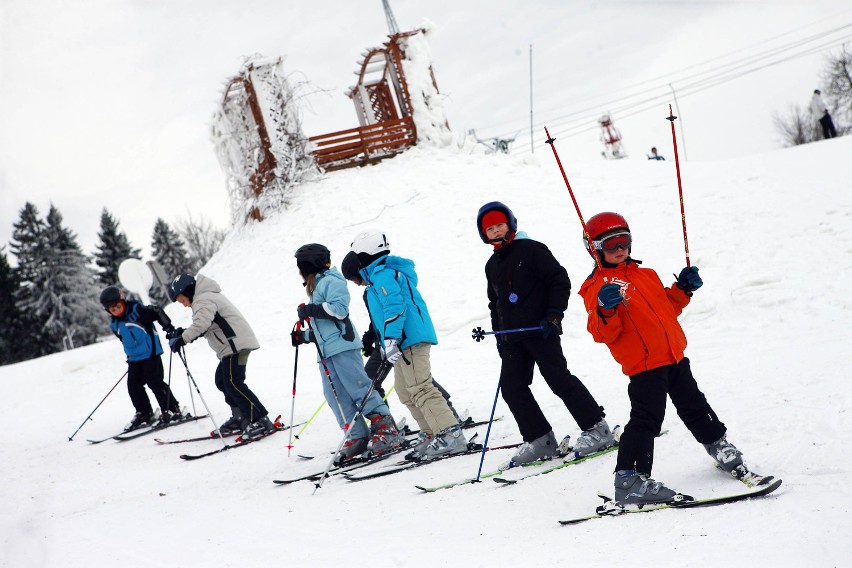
[2,136,851,567]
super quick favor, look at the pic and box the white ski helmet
[350,230,390,256]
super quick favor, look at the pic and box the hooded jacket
[485,232,571,341]
[304,267,361,359]
[110,300,169,362]
[180,274,259,360]
[359,255,437,348]
[578,259,690,376]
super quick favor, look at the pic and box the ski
[179,417,292,460]
[87,413,208,444]
[154,421,306,445]
[346,439,522,483]
[273,440,417,485]
[558,477,782,525]
[272,416,501,485]
[492,445,619,486]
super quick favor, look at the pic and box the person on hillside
[167,273,274,439]
[289,243,405,462]
[340,250,461,421]
[578,211,757,508]
[349,230,468,461]
[810,89,837,139]
[647,147,665,160]
[99,286,183,431]
[477,202,614,468]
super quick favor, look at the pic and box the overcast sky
[2,0,850,260]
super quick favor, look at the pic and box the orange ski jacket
[578,260,691,377]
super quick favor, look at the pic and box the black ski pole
[473,376,502,482]
[287,321,302,457]
[177,349,227,448]
[313,360,394,494]
[68,371,128,441]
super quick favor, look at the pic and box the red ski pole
[667,104,691,267]
[544,127,601,269]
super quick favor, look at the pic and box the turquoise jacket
[359,255,438,348]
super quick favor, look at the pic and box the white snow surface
[2,136,852,567]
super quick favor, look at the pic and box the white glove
[382,339,402,364]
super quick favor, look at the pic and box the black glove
[165,327,184,340]
[675,266,703,293]
[169,335,186,352]
[540,313,563,339]
[361,329,376,357]
[297,303,331,321]
[597,283,624,310]
[291,328,311,347]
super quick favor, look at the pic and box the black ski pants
[214,351,268,424]
[499,336,604,442]
[819,115,837,139]
[127,356,179,415]
[615,357,727,475]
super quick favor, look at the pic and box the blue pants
[319,349,389,439]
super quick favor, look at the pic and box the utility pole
[382,0,399,34]
[529,44,534,153]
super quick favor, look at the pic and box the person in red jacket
[579,212,754,508]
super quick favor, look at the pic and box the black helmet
[99,286,125,309]
[295,243,331,277]
[340,250,362,282]
[168,273,196,302]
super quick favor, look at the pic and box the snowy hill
[2,136,851,567]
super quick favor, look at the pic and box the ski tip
[493,477,517,485]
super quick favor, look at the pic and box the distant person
[167,273,274,439]
[810,89,837,139]
[477,201,614,468]
[99,286,183,431]
[578,211,769,508]
[647,147,665,160]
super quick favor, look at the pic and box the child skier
[289,243,405,462]
[99,286,183,431]
[349,230,467,460]
[578,212,754,507]
[477,201,614,467]
[167,273,274,439]
[340,250,461,421]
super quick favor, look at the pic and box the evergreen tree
[18,205,103,354]
[151,218,191,305]
[94,208,141,286]
[0,247,23,365]
[10,202,50,359]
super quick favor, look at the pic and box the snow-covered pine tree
[150,218,191,305]
[32,205,102,351]
[94,208,141,286]
[10,202,50,359]
[0,247,23,365]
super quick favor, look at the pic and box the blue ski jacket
[304,267,362,360]
[109,301,167,362]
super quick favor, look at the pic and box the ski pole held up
[667,104,691,267]
[68,370,128,441]
[471,326,544,342]
[177,349,227,449]
[287,321,302,457]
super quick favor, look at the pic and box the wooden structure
[308,31,432,172]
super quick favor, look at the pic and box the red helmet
[585,212,629,240]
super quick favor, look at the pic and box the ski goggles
[591,231,632,252]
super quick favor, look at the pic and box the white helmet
[351,230,390,256]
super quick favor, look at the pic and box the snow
[2,133,851,566]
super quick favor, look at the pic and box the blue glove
[169,334,185,352]
[676,266,703,293]
[597,283,624,310]
[540,313,563,339]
